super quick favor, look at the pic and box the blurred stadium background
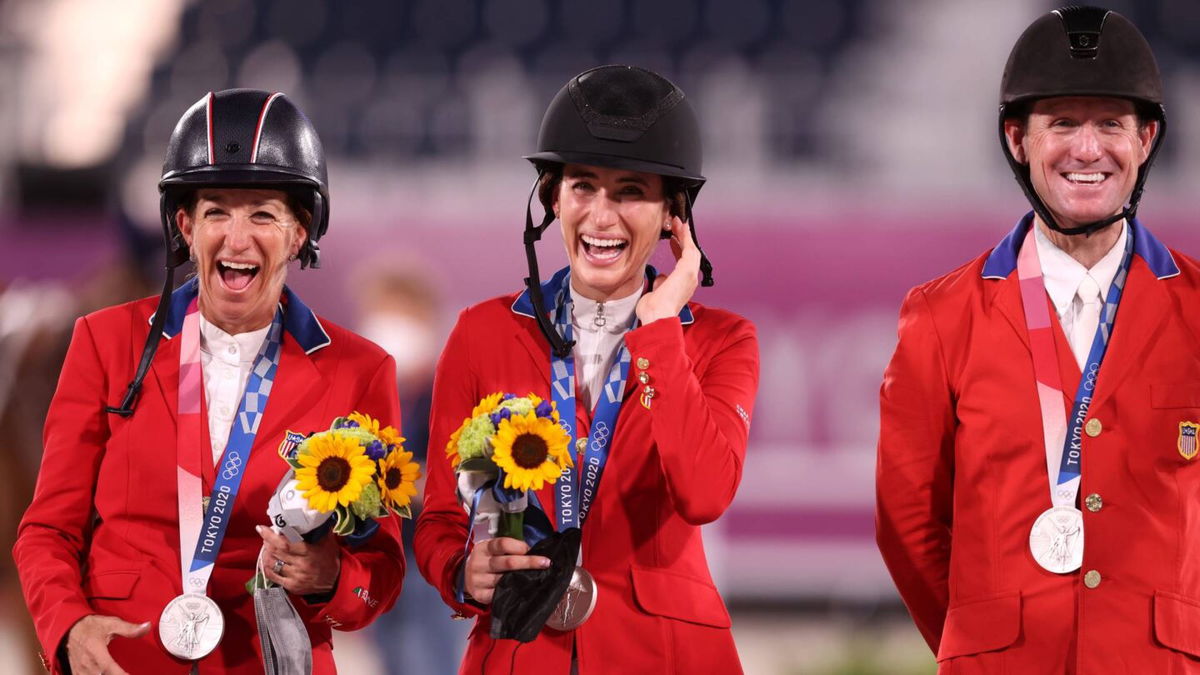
[4,0,1200,673]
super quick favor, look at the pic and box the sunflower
[471,392,505,418]
[445,421,466,468]
[295,431,376,513]
[378,449,422,510]
[346,411,405,448]
[491,413,573,492]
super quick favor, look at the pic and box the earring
[288,253,297,262]
[663,221,672,231]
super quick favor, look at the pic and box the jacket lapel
[251,333,328,452]
[989,273,1032,354]
[1089,259,1171,412]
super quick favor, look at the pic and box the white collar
[569,284,642,334]
[199,314,272,363]
[1034,221,1128,316]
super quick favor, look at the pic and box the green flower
[457,414,497,461]
[497,397,535,417]
[350,481,382,519]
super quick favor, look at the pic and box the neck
[570,274,643,304]
[198,299,275,336]
[1036,216,1124,270]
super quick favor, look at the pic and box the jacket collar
[152,277,332,353]
[982,211,1180,281]
[511,265,695,325]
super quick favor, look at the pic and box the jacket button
[636,357,650,370]
[1085,493,1103,512]
[576,438,587,454]
[1083,570,1102,589]
[638,372,650,384]
[1085,419,1103,437]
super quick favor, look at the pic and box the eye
[251,210,280,225]
[619,185,646,198]
[1050,118,1075,128]
[571,180,595,193]
[203,207,227,218]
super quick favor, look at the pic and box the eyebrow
[564,170,648,186]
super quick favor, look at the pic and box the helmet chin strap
[522,173,575,359]
[106,194,191,416]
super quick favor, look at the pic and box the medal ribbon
[1016,225,1132,509]
[176,298,284,595]
[551,271,632,531]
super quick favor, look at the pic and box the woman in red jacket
[414,65,760,674]
[13,90,404,674]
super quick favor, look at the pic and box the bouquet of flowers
[248,411,421,593]
[446,393,572,540]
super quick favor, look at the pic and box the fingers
[107,619,151,640]
[484,537,531,556]
[256,524,302,555]
[488,554,552,572]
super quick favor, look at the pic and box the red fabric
[877,247,1200,674]
[414,293,759,674]
[13,295,405,674]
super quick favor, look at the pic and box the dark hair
[535,164,688,221]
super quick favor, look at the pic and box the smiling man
[876,7,1200,673]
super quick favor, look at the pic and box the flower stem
[499,511,525,541]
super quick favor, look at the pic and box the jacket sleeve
[413,308,487,618]
[13,316,111,673]
[622,312,760,525]
[875,287,956,653]
[295,353,406,631]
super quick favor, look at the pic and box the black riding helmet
[107,89,329,416]
[999,6,1165,236]
[521,65,710,357]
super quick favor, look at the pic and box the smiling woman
[415,65,760,675]
[13,89,407,675]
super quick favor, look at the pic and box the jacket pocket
[630,566,731,628]
[1154,590,1200,657]
[84,570,140,600]
[1151,383,1200,409]
[936,591,1021,661]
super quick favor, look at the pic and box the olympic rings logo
[221,451,243,480]
[592,422,610,439]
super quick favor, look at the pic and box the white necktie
[1072,275,1102,370]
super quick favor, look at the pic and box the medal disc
[1029,505,1085,574]
[545,567,598,631]
[158,593,224,660]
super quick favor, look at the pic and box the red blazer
[877,216,1200,674]
[14,281,405,674]
[414,268,759,674]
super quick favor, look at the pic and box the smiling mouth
[1063,172,1109,185]
[216,260,260,291]
[580,234,628,263]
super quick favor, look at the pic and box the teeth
[220,261,259,270]
[1065,172,1105,184]
[582,235,626,248]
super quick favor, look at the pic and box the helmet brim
[159,165,325,193]
[524,151,705,186]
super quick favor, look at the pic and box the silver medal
[159,593,224,660]
[1029,505,1085,574]
[545,567,598,631]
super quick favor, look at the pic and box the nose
[1071,124,1104,163]
[222,213,255,251]
[588,189,620,229]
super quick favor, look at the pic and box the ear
[176,208,194,248]
[1003,118,1028,164]
[1137,118,1160,164]
[289,226,308,259]
[551,185,561,219]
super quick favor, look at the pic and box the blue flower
[501,393,516,401]
[365,439,387,460]
[535,400,553,419]
[490,408,513,426]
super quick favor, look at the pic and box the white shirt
[1034,222,1127,368]
[570,285,642,411]
[199,316,270,465]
